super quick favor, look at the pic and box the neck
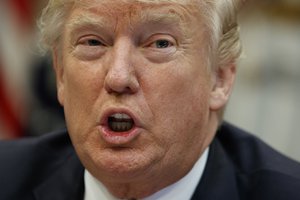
[101,166,192,199]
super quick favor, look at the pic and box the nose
[104,39,139,95]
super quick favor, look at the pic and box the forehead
[71,0,202,22]
[75,0,198,8]
[66,0,204,35]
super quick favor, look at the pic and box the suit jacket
[0,122,300,200]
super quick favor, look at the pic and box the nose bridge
[110,37,132,74]
[105,37,139,94]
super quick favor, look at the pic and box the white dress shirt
[84,148,209,200]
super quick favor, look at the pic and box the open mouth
[108,113,134,132]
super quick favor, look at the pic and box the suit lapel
[191,138,240,200]
[33,152,84,200]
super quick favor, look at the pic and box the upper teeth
[111,113,131,120]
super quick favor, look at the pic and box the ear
[209,63,236,111]
[52,49,65,106]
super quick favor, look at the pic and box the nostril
[106,86,134,95]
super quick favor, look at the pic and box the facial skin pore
[53,0,236,198]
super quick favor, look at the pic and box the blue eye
[155,40,172,48]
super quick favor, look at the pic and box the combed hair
[205,0,243,68]
[38,0,243,68]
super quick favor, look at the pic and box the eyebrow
[139,10,183,25]
[67,14,110,33]
[135,8,191,37]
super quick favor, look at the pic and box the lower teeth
[109,121,133,132]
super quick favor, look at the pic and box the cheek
[62,59,105,139]
[142,62,211,141]
[63,59,103,106]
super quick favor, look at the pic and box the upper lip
[99,107,143,128]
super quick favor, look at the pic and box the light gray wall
[225,2,300,161]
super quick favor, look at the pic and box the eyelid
[143,34,177,48]
[71,34,108,61]
[76,35,106,46]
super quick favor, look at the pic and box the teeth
[110,122,133,132]
[108,113,134,132]
[111,113,131,120]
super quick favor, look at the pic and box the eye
[148,39,174,49]
[87,39,103,46]
[77,36,105,47]
[154,40,173,48]
[141,35,177,63]
[143,34,177,50]
[81,39,104,46]
[73,36,107,60]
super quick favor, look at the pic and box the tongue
[108,117,134,132]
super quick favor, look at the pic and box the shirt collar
[84,148,209,200]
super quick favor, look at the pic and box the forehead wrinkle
[73,0,201,19]
[82,3,185,24]
[66,1,204,42]
[138,10,182,26]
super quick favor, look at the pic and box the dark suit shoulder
[0,129,76,199]
[0,129,73,167]
[217,122,300,199]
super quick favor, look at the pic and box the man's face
[54,0,232,195]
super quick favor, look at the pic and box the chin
[87,146,156,180]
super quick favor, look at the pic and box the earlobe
[209,63,236,111]
[52,50,65,106]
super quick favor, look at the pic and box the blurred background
[0,0,299,161]
[225,0,300,162]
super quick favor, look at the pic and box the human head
[38,0,242,198]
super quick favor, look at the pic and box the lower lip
[98,125,141,145]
